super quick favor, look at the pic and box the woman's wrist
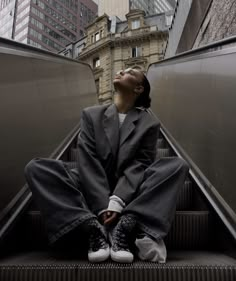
[107,195,126,213]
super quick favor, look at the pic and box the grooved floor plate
[0,251,235,281]
[0,250,235,266]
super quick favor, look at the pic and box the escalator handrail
[148,34,236,69]
[148,109,236,242]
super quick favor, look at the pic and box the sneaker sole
[110,249,134,263]
[88,248,110,263]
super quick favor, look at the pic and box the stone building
[59,9,169,104]
[164,0,236,58]
[193,0,236,49]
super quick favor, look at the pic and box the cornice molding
[78,30,168,58]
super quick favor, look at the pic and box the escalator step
[176,179,193,210]
[63,161,77,170]
[70,148,79,162]
[157,148,172,157]
[165,211,210,249]
[0,251,235,281]
[23,210,209,250]
[157,138,166,148]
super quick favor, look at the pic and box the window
[95,32,100,42]
[93,57,100,68]
[77,43,84,55]
[131,19,140,29]
[132,46,141,58]
[95,78,99,94]
[166,15,173,26]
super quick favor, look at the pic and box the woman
[24,68,189,263]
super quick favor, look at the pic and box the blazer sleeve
[77,109,110,215]
[112,122,160,205]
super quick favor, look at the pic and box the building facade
[59,9,169,104]
[164,0,236,58]
[98,0,176,20]
[193,0,236,49]
[0,0,98,52]
[0,0,17,39]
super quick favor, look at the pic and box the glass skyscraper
[0,0,17,39]
[0,0,98,52]
[130,0,174,15]
[98,0,176,20]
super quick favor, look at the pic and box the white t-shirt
[118,113,127,128]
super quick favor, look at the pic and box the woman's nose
[117,70,124,76]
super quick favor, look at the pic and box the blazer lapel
[103,103,120,157]
[116,107,139,173]
[119,107,139,147]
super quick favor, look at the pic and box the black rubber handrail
[149,35,236,68]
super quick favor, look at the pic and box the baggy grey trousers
[24,156,189,247]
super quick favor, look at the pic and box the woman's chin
[113,79,120,87]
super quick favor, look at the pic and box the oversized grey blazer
[77,103,160,215]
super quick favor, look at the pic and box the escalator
[0,38,236,280]
[0,127,235,280]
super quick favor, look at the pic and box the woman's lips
[114,75,121,79]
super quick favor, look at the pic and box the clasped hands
[99,211,119,226]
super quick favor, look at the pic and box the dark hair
[134,73,151,108]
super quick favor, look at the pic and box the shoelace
[89,229,107,252]
[112,225,130,252]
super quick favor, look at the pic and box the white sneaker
[88,245,110,263]
[109,214,136,263]
[86,218,110,263]
[110,248,134,263]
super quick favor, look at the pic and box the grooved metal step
[157,138,166,148]
[165,211,210,249]
[157,148,172,157]
[0,251,235,281]
[22,210,210,250]
[70,148,79,162]
[63,161,77,170]
[176,179,193,210]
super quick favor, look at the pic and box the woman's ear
[134,85,144,95]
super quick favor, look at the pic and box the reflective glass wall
[0,0,17,39]
[1,0,97,52]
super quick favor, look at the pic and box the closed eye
[124,69,135,75]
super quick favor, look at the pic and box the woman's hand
[104,211,119,226]
[99,212,109,224]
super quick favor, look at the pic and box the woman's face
[113,68,144,93]
[113,68,144,105]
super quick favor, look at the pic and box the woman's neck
[114,93,134,113]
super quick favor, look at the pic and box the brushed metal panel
[148,45,236,213]
[0,38,97,212]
